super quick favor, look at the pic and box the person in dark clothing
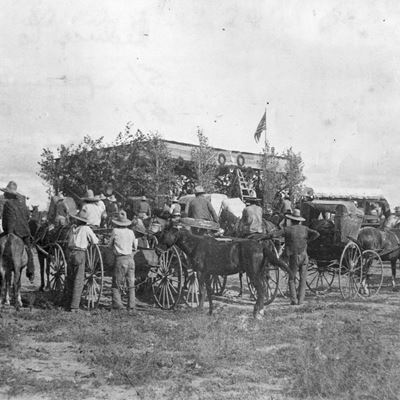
[281,209,319,305]
[1,181,35,283]
[188,186,219,235]
[188,186,218,223]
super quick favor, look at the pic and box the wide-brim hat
[70,210,89,224]
[194,185,205,194]
[0,181,20,196]
[141,196,147,201]
[286,209,305,222]
[109,195,117,202]
[99,194,106,200]
[81,189,99,202]
[112,210,132,227]
[171,196,179,203]
[132,224,147,236]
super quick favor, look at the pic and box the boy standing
[109,210,137,310]
[65,209,99,312]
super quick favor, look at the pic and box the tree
[190,128,217,192]
[260,142,305,208]
[38,123,177,203]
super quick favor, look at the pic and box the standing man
[281,209,319,306]
[109,210,137,310]
[1,181,35,283]
[65,209,99,312]
[137,196,152,221]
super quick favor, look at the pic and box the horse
[159,226,285,318]
[0,234,28,310]
[357,226,400,287]
[219,207,282,296]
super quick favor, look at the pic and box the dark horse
[160,226,285,318]
[357,226,400,287]
[0,234,28,310]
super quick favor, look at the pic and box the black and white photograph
[1,1,399,399]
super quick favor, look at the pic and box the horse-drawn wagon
[301,200,384,299]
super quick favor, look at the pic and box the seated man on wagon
[238,198,264,238]
[382,206,400,230]
[80,189,103,227]
[187,186,219,235]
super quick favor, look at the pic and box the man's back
[240,204,263,234]
[284,224,319,255]
[188,196,218,222]
[2,198,30,237]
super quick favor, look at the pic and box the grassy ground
[1,281,400,400]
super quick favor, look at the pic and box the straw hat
[81,189,99,202]
[109,195,117,202]
[0,181,19,196]
[112,210,132,227]
[171,196,179,203]
[132,224,147,236]
[141,196,147,201]
[285,209,305,222]
[70,208,90,224]
[99,194,106,200]
[194,186,205,195]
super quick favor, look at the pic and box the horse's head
[159,225,181,248]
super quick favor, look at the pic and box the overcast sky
[1,0,400,208]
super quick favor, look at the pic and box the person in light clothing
[80,189,103,227]
[65,209,99,312]
[109,210,137,310]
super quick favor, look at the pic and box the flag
[254,111,266,143]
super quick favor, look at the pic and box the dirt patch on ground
[1,264,400,399]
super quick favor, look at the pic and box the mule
[357,226,400,287]
[0,234,28,310]
[160,226,285,318]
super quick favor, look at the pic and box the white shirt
[68,225,99,250]
[109,227,136,256]
[82,203,102,226]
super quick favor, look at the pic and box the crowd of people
[2,179,399,312]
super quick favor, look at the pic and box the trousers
[112,254,135,309]
[287,251,308,305]
[64,249,86,310]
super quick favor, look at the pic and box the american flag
[254,111,266,143]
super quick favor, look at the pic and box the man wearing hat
[137,196,152,221]
[109,210,137,310]
[238,198,264,237]
[169,196,181,218]
[80,189,103,227]
[1,181,35,282]
[188,186,218,223]
[281,209,319,306]
[65,208,99,312]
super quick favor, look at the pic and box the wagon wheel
[151,245,183,310]
[210,274,227,296]
[358,250,383,298]
[246,241,280,305]
[82,244,104,309]
[306,260,336,295]
[246,265,280,305]
[48,243,67,300]
[339,241,362,300]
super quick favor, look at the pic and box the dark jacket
[284,224,319,256]
[2,198,31,238]
[188,196,218,223]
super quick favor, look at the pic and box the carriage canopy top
[301,200,364,245]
